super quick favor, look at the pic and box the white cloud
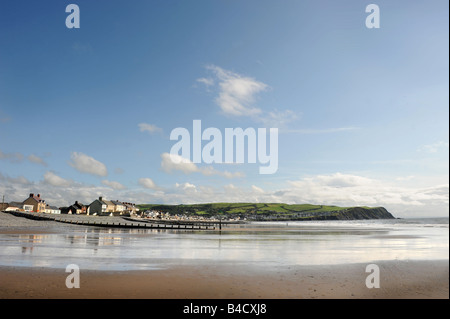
[175,182,196,190]
[138,123,163,134]
[161,153,199,174]
[43,171,72,187]
[102,180,126,190]
[285,173,449,213]
[68,152,108,177]
[314,172,375,188]
[28,154,47,166]
[205,65,266,117]
[138,177,158,190]
[199,65,298,128]
[2,169,447,217]
[160,152,244,178]
[175,182,197,194]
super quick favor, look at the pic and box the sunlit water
[0,218,447,271]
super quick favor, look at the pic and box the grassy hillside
[137,203,394,220]
[138,203,354,216]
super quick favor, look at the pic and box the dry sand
[0,260,448,299]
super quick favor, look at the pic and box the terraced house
[87,197,107,215]
[23,193,46,213]
[87,197,139,215]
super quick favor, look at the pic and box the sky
[0,0,448,218]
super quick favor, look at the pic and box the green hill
[137,203,395,220]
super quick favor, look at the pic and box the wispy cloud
[138,123,163,134]
[0,149,24,163]
[284,126,361,134]
[68,152,108,177]
[418,141,449,153]
[199,65,298,128]
[102,180,127,190]
[0,172,32,186]
[196,77,214,87]
[28,154,48,166]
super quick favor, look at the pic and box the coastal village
[0,193,394,222]
[0,193,224,222]
[0,193,140,216]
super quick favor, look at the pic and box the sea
[0,217,448,271]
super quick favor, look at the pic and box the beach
[0,212,448,299]
[0,260,448,299]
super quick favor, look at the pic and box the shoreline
[0,259,448,299]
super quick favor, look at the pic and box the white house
[45,205,61,214]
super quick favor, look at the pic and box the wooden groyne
[122,216,244,228]
[4,211,216,230]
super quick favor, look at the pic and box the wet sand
[0,260,448,299]
[0,212,448,299]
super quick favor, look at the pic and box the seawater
[0,217,447,271]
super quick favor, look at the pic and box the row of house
[1,193,51,213]
[1,194,139,216]
[87,197,138,215]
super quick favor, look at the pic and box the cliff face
[298,207,395,221]
[332,207,395,220]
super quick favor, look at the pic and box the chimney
[30,193,34,198]
[99,197,103,201]
[37,194,40,198]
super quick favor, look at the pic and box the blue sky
[0,0,448,217]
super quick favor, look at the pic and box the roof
[72,202,85,209]
[112,200,124,205]
[103,200,115,206]
[90,199,106,206]
[8,201,24,208]
[24,194,45,203]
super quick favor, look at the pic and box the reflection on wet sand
[0,219,447,271]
